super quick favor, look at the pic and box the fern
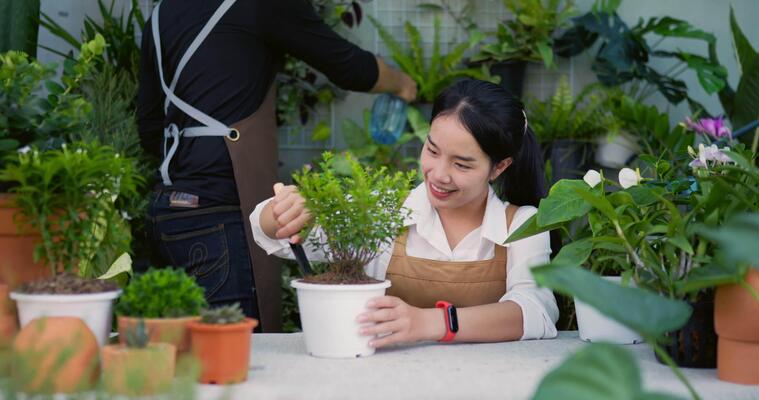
[370,15,495,102]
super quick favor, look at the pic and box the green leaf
[506,213,566,243]
[732,58,759,130]
[675,262,745,296]
[532,263,692,337]
[574,186,618,222]
[98,252,132,280]
[536,180,592,227]
[552,237,593,266]
[697,213,759,267]
[532,343,684,400]
[730,6,757,75]
[311,121,331,141]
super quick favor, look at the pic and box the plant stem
[738,278,759,304]
[652,342,702,400]
[752,126,759,154]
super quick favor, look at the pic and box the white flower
[583,169,602,188]
[689,143,734,169]
[17,146,31,154]
[618,167,641,189]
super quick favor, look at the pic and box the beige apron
[151,0,281,331]
[385,205,518,308]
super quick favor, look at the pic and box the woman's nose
[429,163,452,184]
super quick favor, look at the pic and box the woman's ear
[490,157,513,181]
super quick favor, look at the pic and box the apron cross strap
[151,0,238,186]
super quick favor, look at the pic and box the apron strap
[162,0,238,114]
[150,0,238,185]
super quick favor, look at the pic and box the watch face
[447,306,459,333]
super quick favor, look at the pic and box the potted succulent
[187,303,258,384]
[11,316,100,395]
[290,153,413,358]
[526,77,618,183]
[102,319,176,396]
[471,0,576,97]
[116,268,208,353]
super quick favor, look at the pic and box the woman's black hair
[430,79,562,257]
[430,78,545,207]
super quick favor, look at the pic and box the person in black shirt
[137,0,416,331]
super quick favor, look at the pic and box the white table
[197,331,759,400]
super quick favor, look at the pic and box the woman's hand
[261,182,311,243]
[357,296,446,348]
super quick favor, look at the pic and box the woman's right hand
[266,182,311,244]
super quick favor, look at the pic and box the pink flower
[688,144,734,169]
[684,116,732,140]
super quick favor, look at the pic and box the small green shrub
[116,268,207,318]
[200,303,245,325]
[294,152,414,281]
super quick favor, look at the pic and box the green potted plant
[0,35,106,288]
[554,0,726,107]
[507,131,757,366]
[526,77,618,182]
[697,213,759,384]
[290,152,413,358]
[471,0,576,97]
[187,303,258,384]
[369,14,493,109]
[116,268,208,353]
[101,319,177,396]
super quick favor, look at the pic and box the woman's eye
[455,163,470,170]
[427,147,438,155]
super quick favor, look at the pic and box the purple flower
[688,144,734,169]
[684,116,732,139]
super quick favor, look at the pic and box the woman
[251,79,558,347]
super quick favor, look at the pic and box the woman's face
[420,113,510,211]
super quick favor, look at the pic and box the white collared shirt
[250,183,559,340]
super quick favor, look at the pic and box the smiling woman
[252,79,558,348]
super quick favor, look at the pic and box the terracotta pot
[101,343,176,396]
[11,316,99,394]
[715,268,759,384]
[0,284,16,346]
[118,315,199,353]
[0,194,50,289]
[187,318,258,384]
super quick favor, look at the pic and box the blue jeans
[146,190,259,321]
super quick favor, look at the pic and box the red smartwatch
[435,301,458,342]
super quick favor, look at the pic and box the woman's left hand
[357,296,445,348]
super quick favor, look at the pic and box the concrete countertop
[196,331,759,400]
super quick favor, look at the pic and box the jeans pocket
[160,224,231,299]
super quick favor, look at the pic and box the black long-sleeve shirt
[137,0,378,204]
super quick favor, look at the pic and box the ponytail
[495,126,545,207]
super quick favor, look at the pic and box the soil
[17,272,118,294]
[300,271,383,285]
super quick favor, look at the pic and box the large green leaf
[537,180,593,227]
[532,263,692,337]
[552,237,593,266]
[675,262,745,296]
[730,6,757,76]
[696,213,759,267]
[0,0,41,55]
[532,343,683,400]
[732,58,759,130]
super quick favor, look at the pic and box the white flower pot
[575,276,643,344]
[10,290,121,346]
[291,279,391,358]
[595,132,640,168]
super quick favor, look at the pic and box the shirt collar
[403,183,512,247]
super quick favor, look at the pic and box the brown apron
[226,85,282,332]
[151,0,281,331]
[385,205,518,308]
